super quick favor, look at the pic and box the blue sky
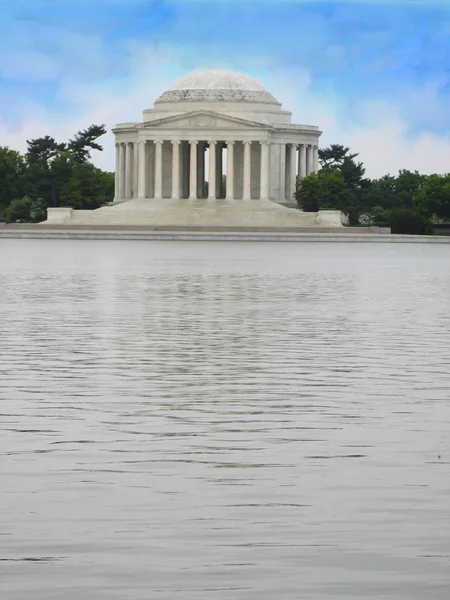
[0,0,449,176]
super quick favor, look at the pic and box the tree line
[296,144,450,234]
[0,124,114,223]
[1,130,449,233]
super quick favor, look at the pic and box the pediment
[143,110,270,131]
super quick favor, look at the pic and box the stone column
[197,143,205,198]
[137,141,147,199]
[118,143,126,200]
[216,143,223,198]
[314,145,319,173]
[260,142,270,200]
[299,144,307,179]
[132,142,138,198]
[289,143,297,201]
[208,141,217,200]
[114,143,120,202]
[154,140,163,200]
[171,140,181,199]
[307,145,314,176]
[226,141,235,200]
[125,143,133,199]
[189,140,198,200]
[243,141,252,200]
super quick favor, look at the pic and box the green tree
[26,136,66,206]
[68,124,107,163]
[29,197,48,223]
[364,175,397,211]
[317,168,355,216]
[3,196,33,223]
[0,147,27,216]
[296,172,320,212]
[60,161,114,209]
[296,169,355,220]
[414,174,450,221]
[319,144,358,168]
[394,170,427,208]
[318,144,369,223]
[388,207,431,235]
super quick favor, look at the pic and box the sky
[0,0,449,178]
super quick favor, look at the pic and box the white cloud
[1,42,449,178]
[260,66,450,177]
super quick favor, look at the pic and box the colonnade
[114,140,319,203]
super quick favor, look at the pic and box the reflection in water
[1,240,450,600]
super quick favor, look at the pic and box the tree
[296,169,355,219]
[68,124,107,163]
[0,147,27,215]
[364,175,397,211]
[414,174,450,221]
[318,144,369,223]
[29,198,47,223]
[296,172,320,212]
[24,124,111,211]
[394,170,427,208]
[3,196,33,223]
[0,124,113,222]
[317,168,355,215]
[26,136,66,206]
[319,144,358,168]
[60,161,114,209]
[388,207,431,235]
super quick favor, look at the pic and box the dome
[155,69,279,105]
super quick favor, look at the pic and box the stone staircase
[49,198,340,228]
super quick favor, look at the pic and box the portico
[113,138,318,203]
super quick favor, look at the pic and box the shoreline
[1,226,449,243]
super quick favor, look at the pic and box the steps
[59,198,337,228]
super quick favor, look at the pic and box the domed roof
[155,69,279,104]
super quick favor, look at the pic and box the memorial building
[45,70,343,227]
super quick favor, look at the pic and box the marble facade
[112,70,321,205]
[44,70,344,227]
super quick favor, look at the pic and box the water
[1,239,449,600]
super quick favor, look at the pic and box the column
[137,141,147,198]
[154,140,163,199]
[180,142,189,199]
[299,144,307,179]
[307,145,314,176]
[125,143,133,199]
[197,143,205,198]
[132,142,138,197]
[226,141,235,200]
[114,143,120,202]
[171,140,181,199]
[208,141,217,200]
[289,143,297,201]
[279,143,286,201]
[189,140,198,200]
[243,141,252,200]
[118,143,126,200]
[216,143,223,198]
[260,142,270,200]
[314,145,319,173]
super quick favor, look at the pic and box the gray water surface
[1,240,449,599]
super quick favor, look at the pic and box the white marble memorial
[44,70,343,227]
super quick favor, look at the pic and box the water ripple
[1,240,450,600]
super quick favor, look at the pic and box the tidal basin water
[1,239,449,600]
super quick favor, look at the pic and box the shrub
[387,207,431,235]
[3,196,33,223]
